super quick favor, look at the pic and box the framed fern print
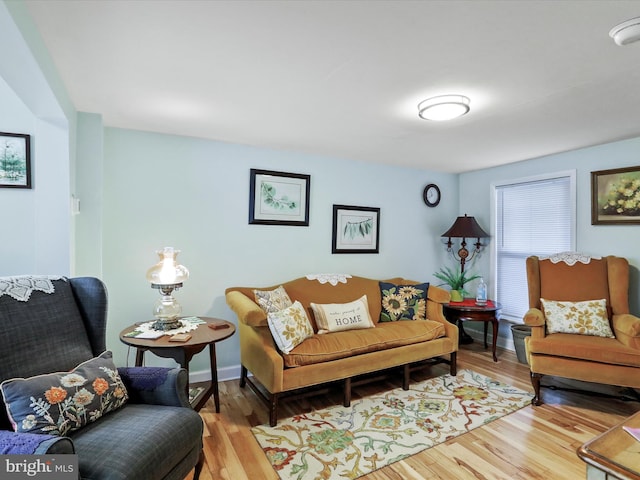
[249,169,310,226]
[332,204,380,254]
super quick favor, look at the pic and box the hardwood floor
[187,343,639,480]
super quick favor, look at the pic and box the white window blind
[495,173,574,321]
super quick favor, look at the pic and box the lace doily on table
[541,252,601,266]
[0,275,65,302]
[128,316,206,337]
[305,274,352,286]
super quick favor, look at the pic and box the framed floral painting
[591,166,640,225]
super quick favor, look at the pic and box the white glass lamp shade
[146,247,189,286]
[418,95,470,121]
[609,17,640,46]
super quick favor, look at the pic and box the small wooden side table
[119,317,235,412]
[443,299,502,362]
[577,410,640,480]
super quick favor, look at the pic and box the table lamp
[441,214,489,272]
[146,246,189,330]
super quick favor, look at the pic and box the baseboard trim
[190,364,241,384]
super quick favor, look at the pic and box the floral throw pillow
[540,298,614,337]
[267,300,314,354]
[254,285,293,313]
[379,282,429,322]
[0,351,128,436]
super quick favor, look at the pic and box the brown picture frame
[591,166,640,225]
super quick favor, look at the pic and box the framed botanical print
[249,169,310,226]
[332,204,380,254]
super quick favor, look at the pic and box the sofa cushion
[541,298,613,337]
[1,351,128,436]
[528,333,640,367]
[254,285,293,313]
[379,282,429,322]
[310,295,375,334]
[69,403,203,480]
[282,320,445,367]
[267,301,314,354]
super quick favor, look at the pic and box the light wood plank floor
[187,343,639,480]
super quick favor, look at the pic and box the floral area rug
[251,369,533,480]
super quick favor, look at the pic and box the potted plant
[433,266,481,302]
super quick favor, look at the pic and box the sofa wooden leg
[269,393,279,427]
[239,365,247,388]
[450,352,457,376]
[531,372,543,406]
[193,449,204,480]
[402,364,410,390]
[344,377,352,407]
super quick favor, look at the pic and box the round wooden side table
[119,316,235,412]
[443,299,502,362]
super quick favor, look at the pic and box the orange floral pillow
[0,351,128,436]
[540,298,614,337]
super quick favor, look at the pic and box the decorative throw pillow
[379,282,429,322]
[254,285,293,313]
[310,295,375,334]
[540,298,614,337]
[0,351,128,436]
[267,300,314,354]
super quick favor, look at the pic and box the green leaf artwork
[343,218,373,239]
[261,182,298,211]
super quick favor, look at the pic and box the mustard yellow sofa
[524,254,640,405]
[226,275,458,425]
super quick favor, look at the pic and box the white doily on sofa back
[539,252,601,266]
[305,274,352,286]
[0,275,65,302]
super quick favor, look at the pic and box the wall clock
[423,183,441,207]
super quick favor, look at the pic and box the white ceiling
[24,0,640,173]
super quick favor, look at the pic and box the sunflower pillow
[379,282,429,322]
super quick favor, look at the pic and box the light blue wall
[460,137,640,339]
[0,1,73,276]
[100,127,459,372]
[0,76,37,273]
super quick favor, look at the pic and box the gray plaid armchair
[0,276,204,480]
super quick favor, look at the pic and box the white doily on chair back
[0,275,65,302]
[540,252,601,266]
[305,274,352,286]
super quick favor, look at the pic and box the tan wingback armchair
[524,254,640,405]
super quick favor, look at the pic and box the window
[493,171,575,321]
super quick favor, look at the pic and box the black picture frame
[249,169,310,226]
[591,166,640,225]
[332,204,380,254]
[0,132,31,189]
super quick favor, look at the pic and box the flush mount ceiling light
[609,16,640,46]
[418,95,470,121]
